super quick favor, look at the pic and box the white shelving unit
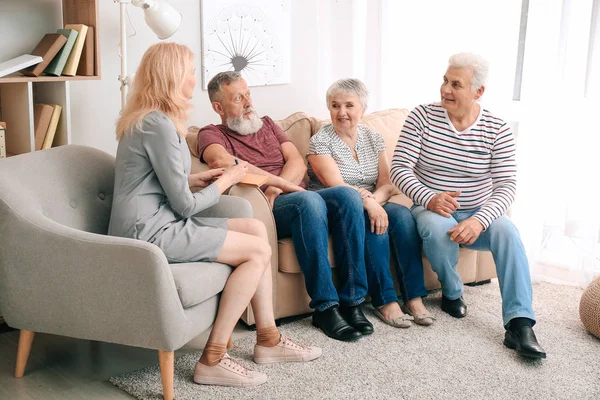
[0,0,100,324]
[0,0,100,157]
[0,81,71,154]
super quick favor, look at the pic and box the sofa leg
[465,279,492,287]
[15,330,35,378]
[158,350,174,400]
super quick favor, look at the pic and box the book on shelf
[62,24,88,76]
[44,29,79,76]
[0,55,43,79]
[21,34,67,77]
[76,26,94,76]
[0,121,6,159]
[33,104,55,151]
[42,105,62,150]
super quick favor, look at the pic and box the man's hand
[357,187,375,200]
[265,186,283,209]
[448,217,484,245]
[364,198,388,235]
[271,175,305,193]
[427,191,461,217]
[189,168,224,190]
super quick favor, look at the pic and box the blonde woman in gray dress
[109,42,321,388]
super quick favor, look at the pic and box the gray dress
[108,111,228,263]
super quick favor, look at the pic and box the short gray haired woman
[307,78,434,327]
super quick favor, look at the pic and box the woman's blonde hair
[116,42,194,140]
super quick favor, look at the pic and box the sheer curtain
[515,0,600,286]
[374,0,600,286]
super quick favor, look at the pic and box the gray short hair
[448,52,489,91]
[326,78,369,110]
[207,71,242,102]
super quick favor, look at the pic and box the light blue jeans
[411,205,535,327]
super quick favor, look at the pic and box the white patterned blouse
[307,123,386,192]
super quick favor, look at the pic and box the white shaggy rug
[110,281,600,400]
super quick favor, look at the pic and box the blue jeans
[364,202,428,308]
[273,187,368,311]
[411,205,535,327]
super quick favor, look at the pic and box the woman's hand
[221,162,248,185]
[212,161,248,193]
[189,168,224,190]
[364,197,388,235]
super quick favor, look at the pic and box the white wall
[70,0,350,156]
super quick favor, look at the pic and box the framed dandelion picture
[200,0,291,89]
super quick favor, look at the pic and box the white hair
[448,52,489,92]
[226,107,263,135]
[326,78,369,110]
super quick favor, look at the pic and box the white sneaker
[193,354,267,387]
[253,335,323,364]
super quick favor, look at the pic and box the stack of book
[33,104,62,150]
[0,24,94,79]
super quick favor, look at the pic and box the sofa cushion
[187,126,201,158]
[360,109,409,164]
[273,112,314,165]
[170,261,233,308]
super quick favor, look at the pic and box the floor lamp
[115,0,183,109]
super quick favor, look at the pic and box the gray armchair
[0,145,252,400]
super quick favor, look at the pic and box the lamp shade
[142,1,182,39]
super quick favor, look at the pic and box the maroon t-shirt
[198,116,305,188]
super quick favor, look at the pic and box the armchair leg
[158,350,174,400]
[15,330,35,378]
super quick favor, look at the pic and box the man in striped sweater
[390,53,546,359]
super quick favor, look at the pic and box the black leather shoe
[504,326,547,359]
[339,304,374,335]
[312,306,362,341]
[441,295,467,318]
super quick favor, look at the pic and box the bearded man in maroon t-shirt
[197,72,372,342]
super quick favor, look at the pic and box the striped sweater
[390,103,516,229]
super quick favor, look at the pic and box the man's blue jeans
[273,187,368,311]
[364,203,428,308]
[411,205,535,327]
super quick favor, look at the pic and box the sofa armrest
[197,195,253,219]
[0,211,190,351]
[190,154,208,173]
[228,184,279,323]
[189,152,277,266]
[188,150,280,324]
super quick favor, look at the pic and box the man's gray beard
[226,112,264,135]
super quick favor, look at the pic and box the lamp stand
[115,0,181,110]
[117,0,131,110]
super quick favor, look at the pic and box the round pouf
[580,277,600,339]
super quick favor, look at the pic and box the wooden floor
[0,323,252,399]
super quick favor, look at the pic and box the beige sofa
[187,108,497,326]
